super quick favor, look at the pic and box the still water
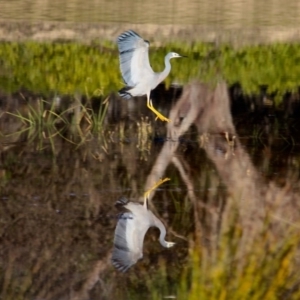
[0,0,299,27]
[1,83,300,298]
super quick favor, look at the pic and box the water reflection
[1,80,300,298]
[112,178,175,272]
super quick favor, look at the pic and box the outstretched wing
[117,30,154,87]
[112,212,143,272]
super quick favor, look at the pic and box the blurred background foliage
[0,41,299,104]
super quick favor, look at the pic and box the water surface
[0,0,299,28]
[1,88,300,298]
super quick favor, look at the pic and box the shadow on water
[1,80,300,299]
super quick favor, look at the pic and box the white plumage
[112,193,175,272]
[117,30,184,122]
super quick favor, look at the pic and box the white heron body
[112,196,174,272]
[117,30,183,122]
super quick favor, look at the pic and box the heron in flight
[117,30,184,122]
[112,178,175,272]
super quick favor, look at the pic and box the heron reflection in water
[112,178,175,272]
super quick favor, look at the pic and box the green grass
[0,41,300,106]
[2,94,109,146]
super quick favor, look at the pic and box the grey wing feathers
[118,87,132,100]
[112,212,141,272]
[117,30,142,54]
[115,196,129,206]
[117,30,153,87]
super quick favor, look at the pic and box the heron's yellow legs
[143,178,170,205]
[147,98,170,122]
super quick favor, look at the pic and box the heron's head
[165,241,176,248]
[168,52,184,59]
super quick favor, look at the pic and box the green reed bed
[0,41,299,104]
[0,41,118,95]
[1,41,300,142]
[1,95,109,146]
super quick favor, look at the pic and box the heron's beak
[180,55,187,58]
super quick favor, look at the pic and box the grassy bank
[0,41,299,105]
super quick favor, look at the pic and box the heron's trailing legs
[147,96,170,122]
[143,177,170,206]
